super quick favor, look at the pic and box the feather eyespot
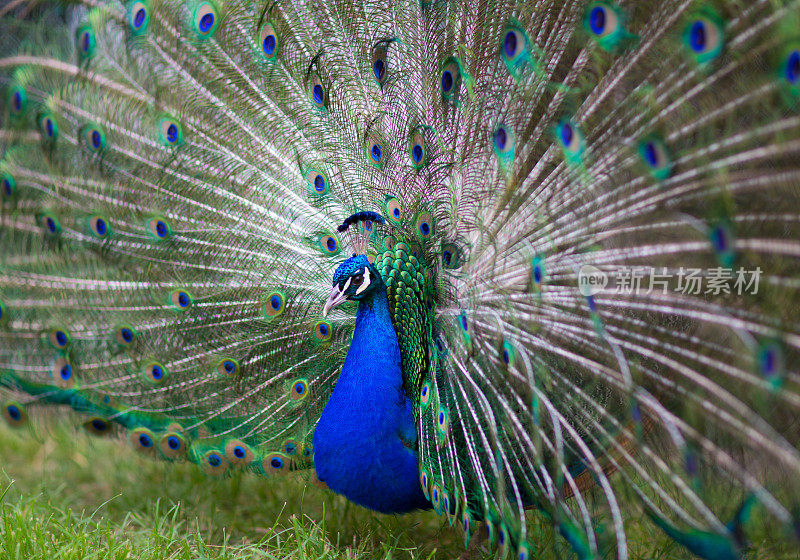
[48,328,71,350]
[501,340,516,368]
[436,405,449,442]
[382,234,396,251]
[419,381,432,410]
[757,341,785,386]
[419,468,430,499]
[366,136,385,167]
[440,57,464,100]
[493,124,514,162]
[80,124,106,153]
[283,439,298,455]
[709,221,735,267]
[384,196,403,224]
[458,313,470,345]
[584,2,626,49]
[408,129,427,168]
[442,243,462,269]
[415,211,433,239]
[143,362,167,383]
[502,27,525,61]
[501,23,536,78]
[313,320,333,342]
[169,289,193,310]
[0,299,7,326]
[586,3,617,37]
[372,42,389,84]
[2,402,26,427]
[147,217,172,240]
[114,325,136,346]
[1,173,16,199]
[289,378,309,401]
[130,427,156,453]
[356,218,373,235]
[441,490,451,518]
[7,85,26,117]
[683,13,724,64]
[258,22,278,59]
[494,125,510,152]
[83,417,112,435]
[40,213,61,237]
[216,358,239,377]
[517,543,531,560]
[783,49,800,86]
[51,357,74,386]
[318,234,341,255]
[159,116,183,146]
[430,483,442,512]
[309,75,327,109]
[193,2,218,37]
[263,291,286,318]
[38,113,58,141]
[306,169,330,196]
[202,450,228,475]
[485,522,497,547]
[779,44,800,101]
[160,432,187,458]
[498,524,508,548]
[263,452,290,474]
[88,215,110,239]
[462,510,473,540]
[128,1,149,33]
[531,256,545,289]
[638,137,672,179]
[225,439,254,465]
[75,24,96,60]
[556,119,584,162]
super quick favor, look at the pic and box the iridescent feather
[2,1,800,559]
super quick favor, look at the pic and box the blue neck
[312,285,429,513]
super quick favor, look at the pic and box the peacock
[2,0,800,558]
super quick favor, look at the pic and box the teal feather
[2,1,800,559]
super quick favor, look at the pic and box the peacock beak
[322,277,352,317]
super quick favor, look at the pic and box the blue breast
[312,288,430,513]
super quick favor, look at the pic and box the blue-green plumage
[2,2,800,559]
[313,256,429,513]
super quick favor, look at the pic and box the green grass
[0,420,477,560]
[0,421,794,559]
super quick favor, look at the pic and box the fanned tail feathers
[2,0,800,558]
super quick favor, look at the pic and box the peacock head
[323,255,382,316]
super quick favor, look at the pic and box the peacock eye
[81,123,107,152]
[159,116,183,146]
[128,1,149,33]
[440,57,464,99]
[193,2,218,37]
[372,42,388,85]
[309,74,327,109]
[352,273,364,286]
[75,24,96,59]
[366,135,385,167]
[8,86,26,117]
[258,22,278,59]
[683,12,725,64]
